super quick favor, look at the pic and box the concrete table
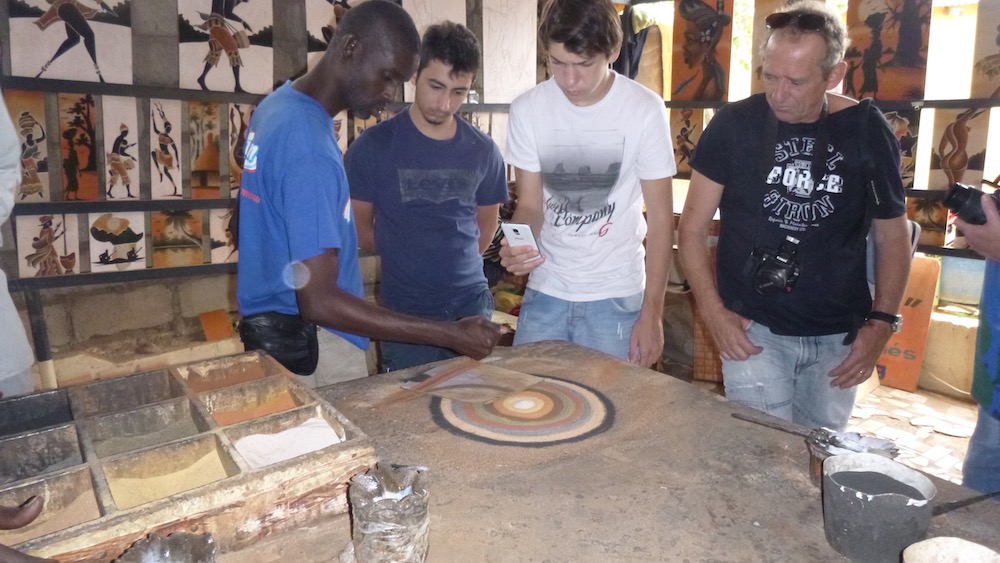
[309,341,998,562]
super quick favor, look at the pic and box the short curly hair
[418,21,481,76]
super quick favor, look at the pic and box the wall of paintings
[1,0,536,288]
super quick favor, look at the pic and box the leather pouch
[239,312,319,375]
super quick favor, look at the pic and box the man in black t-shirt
[677,0,912,430]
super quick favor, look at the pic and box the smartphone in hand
[501,223,541,262]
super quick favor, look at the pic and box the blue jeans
[513,288,643,361]
[963,408,1000,493]
[722,321,856,430]
[380,288,494,372]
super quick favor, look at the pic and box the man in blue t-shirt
[345,22,508,371]
[237,2,503,387]
[957,192,1000,494]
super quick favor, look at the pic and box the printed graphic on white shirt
[539,130,623,231]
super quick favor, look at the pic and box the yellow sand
[0,492,100,545]
[108,450,229,510]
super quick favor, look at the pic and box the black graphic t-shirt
[690,94,906,336]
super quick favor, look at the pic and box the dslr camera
[944,183,1000,225]
[745,235,801,296]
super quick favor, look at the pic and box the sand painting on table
[3,90,50,202]
[102,96,139,200]
[209,208,238,263]
[8,0,133,84]
[58,93,100,202]
[178,0,273,94]
[150,99,183,199]
[189,102,223,199]
[15,214,80,278]
[151,211,205,268]
[89,212,145,272]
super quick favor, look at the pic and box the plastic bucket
[822,453,937,563]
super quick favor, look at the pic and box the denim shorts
[513,288,643,361]
[722,321,856,430]
[380,288,494,372]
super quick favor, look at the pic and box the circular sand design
[430,376,614,447]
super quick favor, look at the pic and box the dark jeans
[380,288,494,372]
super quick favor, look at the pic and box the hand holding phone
[501,222,541,263]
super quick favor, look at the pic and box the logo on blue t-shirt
[243,131,259,172]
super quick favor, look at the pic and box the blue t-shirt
[972,259,999,419]
[237,82,367,350]
[344,110,507,314]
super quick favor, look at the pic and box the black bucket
[822,452,937,563]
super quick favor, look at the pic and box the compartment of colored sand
[0,466,102,547]
[69,369,183,419]
[83,398,212,458]
[200,376,310,427]
[173,351,279,393]
[0,424,83,486]
[0,389,72,439]
[102,433,239,511]
[225,404,346,469]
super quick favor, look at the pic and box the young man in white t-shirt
[500,0,676,367]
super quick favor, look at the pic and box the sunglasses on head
[765,12,829,32]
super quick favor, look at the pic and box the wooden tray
[0,351,375,561]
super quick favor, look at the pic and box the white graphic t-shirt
[505,73,676,301]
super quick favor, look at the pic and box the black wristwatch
[867,311,903,333]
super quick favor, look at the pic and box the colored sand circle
[430,376,613,447]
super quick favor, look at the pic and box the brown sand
[0,492,100,545]
[107,450,230,510]
[93,417,200,457]
[185,367,264,393]
[212,392,297,426]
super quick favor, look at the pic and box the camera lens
[943,183,987,225]
[753,267,787,296]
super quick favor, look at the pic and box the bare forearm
[677,228,724,315]
[300,288,452,347]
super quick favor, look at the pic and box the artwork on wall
[58,93,99,202]
[844,0,931,100]
[102,96,139,200]
[89,212,145,272]
[971,0,1000,99]
[671,0,733,102]
[928,107,989,190]
[150,99,183,199]
[906,193,947,247]
[189,101,223,199]
[880,106,919,189]
[15,214,80,278]
[209,208,237,263]
[228,103,254,195]
[4,90,50,202]
[8,0,133,84]
[671,108,704,180]
[749,0,787,95]
[178,0,274,94]
[151,210,204,268]
[482,0,533,104]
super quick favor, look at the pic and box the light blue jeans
[963,408,1000,494]
[722,321,856,430]
[513,288,643,361]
